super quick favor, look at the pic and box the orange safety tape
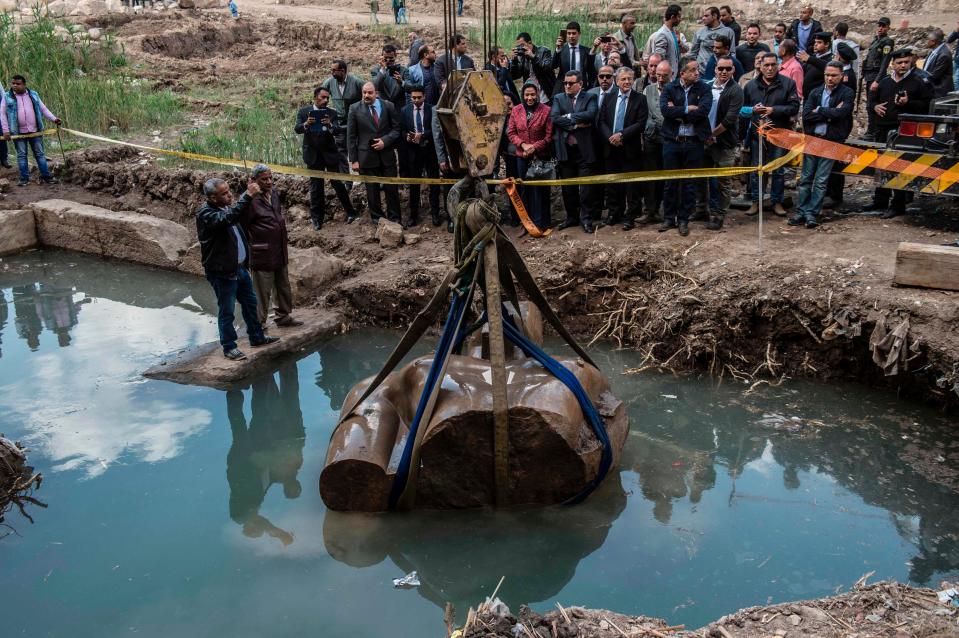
[503,178,552,238]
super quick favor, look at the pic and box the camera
[514,44,526,56]
[387,63,402,76]
[600,35,614,43]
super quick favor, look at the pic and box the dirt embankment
[458,580,959,638]
[42,146,959,411]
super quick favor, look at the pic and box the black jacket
[294,105,342,169]
[196,193,252,277]
[659,79,713,142]
[553,44,595,89]
[742,74,800,129]
[868,70,934,129]
[786,19,823,54]
[802,83,855,142]
[509,45,556,100]
[800,51,832,99]
[597,89,648,161]
[347,99,401,170]
[710,79,744,149]
[549,90,599,162]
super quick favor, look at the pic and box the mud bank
[22,147,954,409]
[456,580,959,638]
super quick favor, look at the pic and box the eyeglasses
[598,73,613,78]
[562,81,579,86]
[716,66,734,72]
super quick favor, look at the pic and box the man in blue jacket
[794,62,854,228]
[659,56,713,236]
[4,75,60,186]
[196,178,280,361]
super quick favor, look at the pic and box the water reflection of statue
[322,476,628,611]
[225,362,305,545]
[12,284,42,350]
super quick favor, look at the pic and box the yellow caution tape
[57,126,789,188]
[5,129,57,141]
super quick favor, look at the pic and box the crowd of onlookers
[289,6,957,238]
[194,4,958,359]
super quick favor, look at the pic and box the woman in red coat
[507,82,554,230]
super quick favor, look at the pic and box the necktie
[370,105,379,127]
[456,55,462,70]
[614,93,627,133]
[415,107,423,134]
[571,45,578,72]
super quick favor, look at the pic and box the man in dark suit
[347,82,402,223]
[787,6,822,55]
[597,66,648,230]
[550,70,599,233]
[434,34,475,88]
[659,56,713,237]
[294,86,358,229]
[796,32,833,99]
[371,44,408,112]
[705,56,743,231]
[923,28,955,98]
[399,87,441,228]
[553,21,595,92]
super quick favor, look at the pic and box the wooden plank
[894,242,959,291]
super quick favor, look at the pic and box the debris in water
[937,587,959,606]
[392,571,421,589]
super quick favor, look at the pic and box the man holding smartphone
[864,49,933,218]
[554,22,595,89]
[295,86,358,229]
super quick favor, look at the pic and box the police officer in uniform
[861,17,894,140]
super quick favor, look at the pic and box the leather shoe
[706,217,723,231]
[311,218,323,230]
[880,209,901,219]
[678,222,690,237]
[787,216,803,226]
[772,203,788,217]
[622,221,634,231]
[582,222,594,234]
[634,214,650,225]
[744,203,759,215]
[275,318,304,327]
[805,219,819,229]
[861,202,885,212]
[658,219,676,232]
[223,348,247,361]
[556,219,578,231]
[250,335,280,347]
[346,214,358,224]
[431,213,442,227]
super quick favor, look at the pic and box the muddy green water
[2,250,958,637]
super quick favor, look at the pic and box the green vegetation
[176,78,307,167]
[0,11,182,136]
[468,1,659,52]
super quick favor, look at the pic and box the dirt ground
[457,579,959,637]
[3,4,959,634]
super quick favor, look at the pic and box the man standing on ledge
[241,165,303,330]
[197,178,280,361]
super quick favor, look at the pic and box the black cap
[877,17,891,26]
[814,31,832,42]
[836,42,857,61]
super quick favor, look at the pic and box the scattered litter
[937,587,959,606]
[661,394,677,399]
[485,597,511,618]
[392,571,420,589]
[865,613,882,622]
